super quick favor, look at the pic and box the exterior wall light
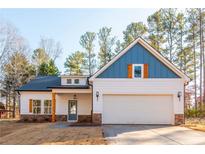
[177,91,182,101]
[96,91,99,101]
[73,94,77,100]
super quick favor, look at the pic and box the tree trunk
[8,91,11,118]
[193,28,197,110]
[202,10,205,107]
[13,94,16,118]
[199,9,203,110]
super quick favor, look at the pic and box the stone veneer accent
[78,115,92,123]
[20,115,93,123]
[175,114,184,125]
[20,115,67,122]
[92,113,102,125]
[56,115,67,121]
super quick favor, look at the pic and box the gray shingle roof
[17,76,61,91]
[17,76,90,91]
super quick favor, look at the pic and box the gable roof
[89,37,190,83]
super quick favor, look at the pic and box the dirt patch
[184,118,205,132]
[0,120,106,145]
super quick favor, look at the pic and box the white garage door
[102,95,173,124]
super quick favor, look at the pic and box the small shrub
[185,107,205,118]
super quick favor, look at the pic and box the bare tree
[39,36,63,61]
[0,20,29,80]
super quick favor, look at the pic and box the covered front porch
[51,88,92,123]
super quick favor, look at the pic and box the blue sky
[0,9,157,73]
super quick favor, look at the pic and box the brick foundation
[175,114,184,125]
[78,115,92,123]
[92,113,102,125]
[20,115,67,122]
[20,114,93,123]
[56,115,67,121]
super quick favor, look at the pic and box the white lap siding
[55,93,92,115]
[92,79,185,115]
[20,92,92,116]
[20,92,52,115]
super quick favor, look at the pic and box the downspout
[184,83,186,124]
[88,77,93,123]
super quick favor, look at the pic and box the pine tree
[79,32,96,76]
[175,12,187,71]
[98,27,116,68]
[38,59,59,76]
[122,22,147,48]
[198,8,204,108]
[161,8,178,62]
[32,48,49,76]
[64,51,85,75]
[147,9,165,53]
[186,8,200,109]
[115,40,123,54]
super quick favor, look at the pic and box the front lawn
[0,119,106,145]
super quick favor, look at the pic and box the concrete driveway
[103,125,205,145]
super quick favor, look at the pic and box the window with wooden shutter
[144,64,149,78]
[29,99,32,113]
[127,64,133,78]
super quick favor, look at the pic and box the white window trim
[132,64,144,79]
[32,100,41,115]
[44,100,52,115]
[74,79,79,84]
[67,78,72,84]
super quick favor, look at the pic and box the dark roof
[17,76,61,91]
[17,76,90,91]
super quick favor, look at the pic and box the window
[33,100,41,114]
[74,79,79,84]
[44,100,52,114]
[67,79,72,84]
[133,64,143,78]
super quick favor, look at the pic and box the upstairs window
[74,79,79,84]
[67,79,72,84]
[133,64,143,78]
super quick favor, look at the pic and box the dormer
[60,75,88,86]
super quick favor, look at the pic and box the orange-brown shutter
[144,64,149,78]
[29,99,33,113]
[127,64,133,78]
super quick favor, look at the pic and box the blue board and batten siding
[97,43,180,78]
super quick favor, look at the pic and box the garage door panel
[102,95,173,124]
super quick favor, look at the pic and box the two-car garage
[102,94,174,124]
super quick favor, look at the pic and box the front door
[68,100,77,122]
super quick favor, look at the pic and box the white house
[18,37,190,125]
